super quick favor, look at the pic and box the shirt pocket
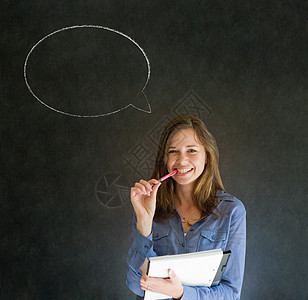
[197,229,227,251]
[153,228,170,256]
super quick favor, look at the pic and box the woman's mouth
[176,168,193,175]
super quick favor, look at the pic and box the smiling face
[165,128,207,188]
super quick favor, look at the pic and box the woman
[126,114,246,299]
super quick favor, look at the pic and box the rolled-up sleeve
[126,214,157,296]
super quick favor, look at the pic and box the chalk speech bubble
[24,25,151,117]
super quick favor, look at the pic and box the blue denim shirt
[126,191,246,299]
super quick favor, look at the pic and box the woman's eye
[188,149,197,153]
[168,150,177,154]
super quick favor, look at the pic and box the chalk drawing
[24,25,151,117]
[95,172,130,208]
[172,91,211,120]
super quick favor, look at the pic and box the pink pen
[152,170,178,187]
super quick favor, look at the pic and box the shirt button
[182,243,185,247]
[144,245,149,250]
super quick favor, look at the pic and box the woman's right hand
[130,179,161,237]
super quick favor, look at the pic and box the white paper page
[144,249,223,300]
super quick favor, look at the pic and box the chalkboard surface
[1,1,306,299]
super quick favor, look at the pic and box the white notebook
[144,249,230,300]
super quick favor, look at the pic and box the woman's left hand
[140,269,184,299]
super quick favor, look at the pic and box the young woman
[126,114,246,299]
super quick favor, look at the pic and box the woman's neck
[175,183,195,207]
[175,183,201,229]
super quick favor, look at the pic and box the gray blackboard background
[1,1,307,299]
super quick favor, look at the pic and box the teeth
[177,168,192,174]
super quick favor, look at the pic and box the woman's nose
[177,152,187,164]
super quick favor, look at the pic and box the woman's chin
[174,176,196,186]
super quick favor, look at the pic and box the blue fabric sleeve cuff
[180,285,210,299]
[180,286,196,299]
[132,229,154,256]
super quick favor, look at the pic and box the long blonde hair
[152,114,225,221]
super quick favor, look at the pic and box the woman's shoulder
[215,190,246,217]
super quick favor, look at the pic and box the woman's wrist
[136,220,152,237]
[173,286,184,299]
